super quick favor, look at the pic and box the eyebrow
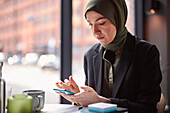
[87,17,106,22]
[96,17,106,21]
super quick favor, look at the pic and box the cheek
[105,28,116,42]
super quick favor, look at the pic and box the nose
[92,24,100,36]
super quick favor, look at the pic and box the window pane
[72,0,135,85]
[126,0,135,35]
[72,0,97,85]
[0,0,60,104]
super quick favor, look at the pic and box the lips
[97,37,104,40]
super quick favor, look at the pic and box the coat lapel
[112,35,135,97]
[93,44,103,94]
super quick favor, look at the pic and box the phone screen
[53,89,75,95]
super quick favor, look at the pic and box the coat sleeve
[109,45,162,113]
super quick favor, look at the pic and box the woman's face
[86,11,117,45]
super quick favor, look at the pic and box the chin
[100,42,110,45]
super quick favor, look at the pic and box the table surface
[42,104,128,113]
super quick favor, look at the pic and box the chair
[157,93,166,113]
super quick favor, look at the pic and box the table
[42,104,128,113]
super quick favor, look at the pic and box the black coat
[83,32,162,113]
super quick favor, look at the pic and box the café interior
[0,0,170,113]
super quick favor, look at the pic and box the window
[0,0,60,104]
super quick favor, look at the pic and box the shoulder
[84,43,102,57]
[127,33,160,59]
[127,32,152,47]
[136,38,158,55]
[127,32,158,53]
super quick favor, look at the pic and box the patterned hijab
[85,0,128,52]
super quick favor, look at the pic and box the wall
[144,0,170,108]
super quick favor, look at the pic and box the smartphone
[53,89,75,95]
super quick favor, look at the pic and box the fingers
[80,86,94,92]
[69,76,78,88]
[55,90,90,107]
[55,76,80,93]
[54,91,67,98]
[55,91,78,103]
[56,82,63,89]
[56,81,69,90]
[64,79,70,85]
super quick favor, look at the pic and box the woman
[55,0,162,112]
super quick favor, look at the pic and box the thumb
[80,86,94,92]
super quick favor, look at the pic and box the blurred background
[0,0,134,104]
[0,0,170,112]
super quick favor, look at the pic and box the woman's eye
[99,22,106,25]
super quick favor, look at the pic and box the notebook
[88,102,117,113]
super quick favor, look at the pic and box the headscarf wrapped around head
[85,0,128,52]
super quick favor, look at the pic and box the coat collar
[112,32,135,97]
[92,33,135,96]
[92,43,103,94]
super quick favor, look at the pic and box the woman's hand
[56,76,80,94]
[55,91,78,104]
[72,86,111,107]
[55,85,110,107]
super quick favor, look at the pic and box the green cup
[7,94,33,113]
